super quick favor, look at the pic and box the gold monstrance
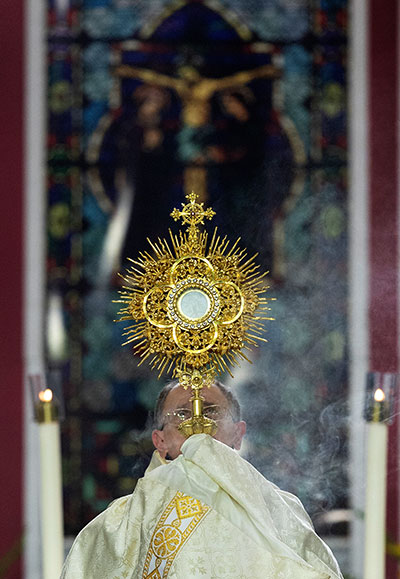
[116,192,274,436]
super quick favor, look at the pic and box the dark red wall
[0,0,24,577]
[369,0,399,576]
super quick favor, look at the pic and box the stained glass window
[47,0,347,535]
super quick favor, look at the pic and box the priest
[61,381,343,579]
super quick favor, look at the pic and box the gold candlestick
[36,388,59,423]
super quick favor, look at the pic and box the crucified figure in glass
[116,63,279,129]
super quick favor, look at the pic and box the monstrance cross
[170,191,216,237]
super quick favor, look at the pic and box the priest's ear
[233,420,246,450]
[152,429,167,457]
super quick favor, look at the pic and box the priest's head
[151,381,246,459]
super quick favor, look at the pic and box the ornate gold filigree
[116,192,274,436]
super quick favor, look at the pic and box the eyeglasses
[162,405,233,428]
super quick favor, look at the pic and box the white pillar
[348,0,370,576]
[23,0,47,576]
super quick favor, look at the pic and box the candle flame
[374,387,385,402]
[38,388,53,403]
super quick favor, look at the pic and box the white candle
[364,387,388,579]
[37,389,64,579]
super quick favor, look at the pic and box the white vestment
[61,434,343,578]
